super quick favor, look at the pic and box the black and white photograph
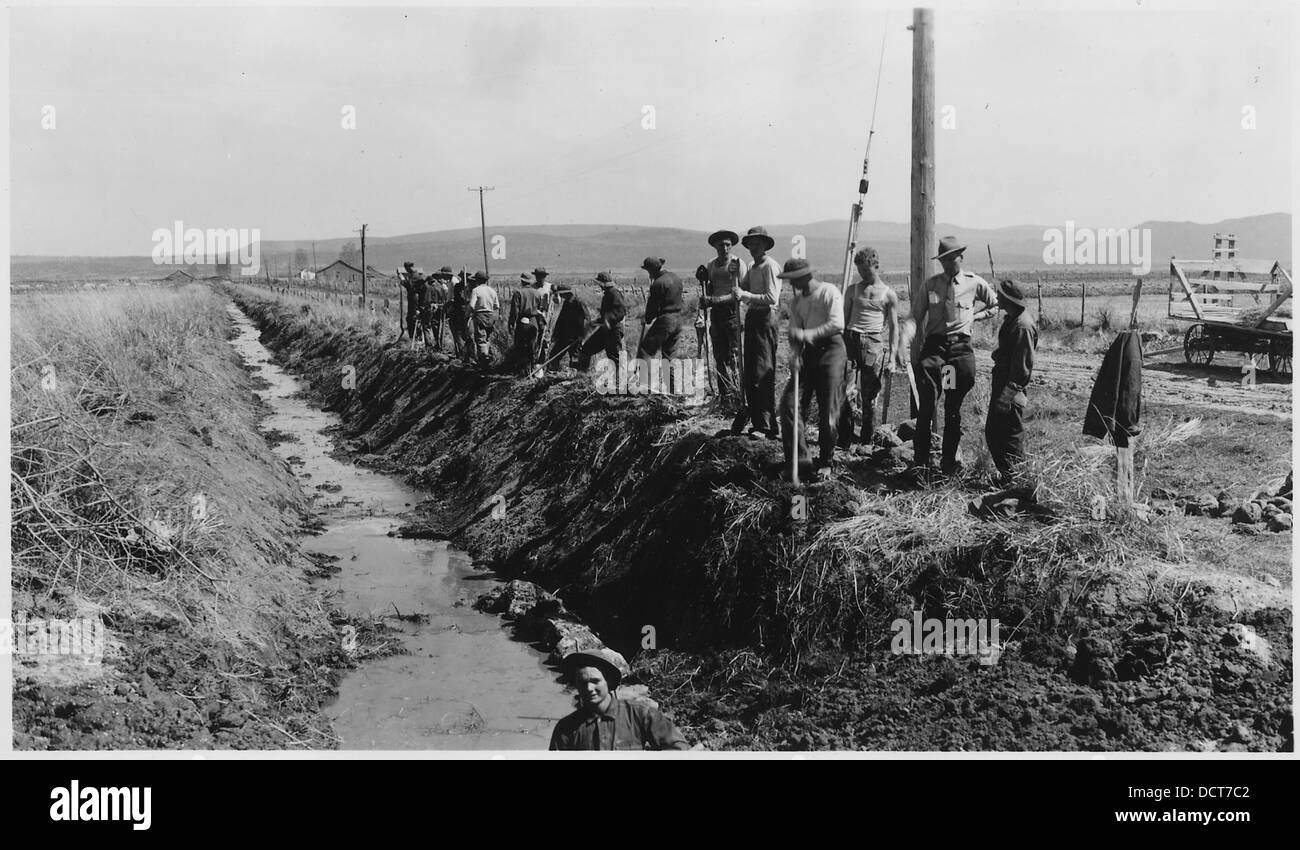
[4,0,1294,777]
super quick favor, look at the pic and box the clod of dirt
[393,520,453,540]
[1221,624,1273,667]
[1268,514,1293,533]
[1070,637,1117,686]
[1184,494,1219,517]
[1231,502,1264,525]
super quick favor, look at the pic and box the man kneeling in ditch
[549,650,688,751]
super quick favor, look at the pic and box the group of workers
[395,228,1038,484]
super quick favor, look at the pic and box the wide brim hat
[556,283,574,294]
[403,261,416,269]
[997,279,1027,308]
[471,271,490,283]
[641,257,664,273]
[561,649,623,689]
[532,267,549,277]
[777,258,814,280]
[708,230,740,248]
[593,271,614,284]
[933,236,966,261]
[741,226,775,251]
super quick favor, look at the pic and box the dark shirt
[643,272,685,324]
[1083,330,1143,448]
[427,280,448,305]
[600,286,628,325]
[552,299,589,347]
[549,695,689,751]
[991,310,1038,390]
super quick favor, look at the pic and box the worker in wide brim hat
[701,230,748,414]
[909,236,999,478]
[778,258,847,481]
[578,272,627,371]
[549,649,688,751]
[637,257,685,361]
[733,225,782,439]
[467,272,499,368]
[985,278,1038,484]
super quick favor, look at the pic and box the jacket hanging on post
[1082,330,1143,447]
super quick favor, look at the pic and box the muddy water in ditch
[227,305,572,749]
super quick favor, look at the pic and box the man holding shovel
[778,258,846,482]
[733,226,783,440]
[699,230,748,413]
[636,257,684,361]
[577,272,627,370]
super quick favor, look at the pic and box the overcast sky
[7,0,1293,255]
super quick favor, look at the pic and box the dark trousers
[742,310,778,434]
[709,303,742,408]
[448,305,472,359]
[985,376,1027,475]
[915,334,977,470]
[837,330,885,446]
[780,334,846,467]
[577,322,624,370]
[638,313,681,359]
[511,318,539,372]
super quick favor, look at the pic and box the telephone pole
[356,223,368,301]
[909,8,935,308]
[467,186,494,274]
[311,241,318,272]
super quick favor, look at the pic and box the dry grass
[11,284,320,649]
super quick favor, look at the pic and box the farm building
[315,260,389,287]
[160,269,196,282]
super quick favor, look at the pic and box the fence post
[1080,280,1087,327]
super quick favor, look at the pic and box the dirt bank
[11,288,371,748]
[232,286,1292,751]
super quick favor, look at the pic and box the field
[11,271,1292,750]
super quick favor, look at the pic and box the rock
[1282,471,1293,499]
[1184,494,1219,517]
[394,520,452,540]
[896,420,918,442]
[543,619,607,662]
[1216,490,1234,516]
[1226,723,1253,745]
[1269,497,1292,513]
[1070,637,1117,685]
[890,445,914,465]
[616,684,658,708]
[872,424,903,448]
[475,580,562,620]
[1221,623,1273,667]
[1267,513,1292,533]
[1231,502,1263,525]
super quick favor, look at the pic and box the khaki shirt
[911,270,998,339]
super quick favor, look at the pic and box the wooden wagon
[1168,257,1293,375]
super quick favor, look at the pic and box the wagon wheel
[1183,323,1214,366]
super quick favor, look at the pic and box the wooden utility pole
[910,8,935,309]
[467,186,494,274]
[357,223,368,301]
[311,241,318,272]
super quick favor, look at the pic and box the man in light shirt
[777,258,846,480]
[910,236,998,476]
[732,226,783,439]
[468,271,500,368]
[837,246,899,449]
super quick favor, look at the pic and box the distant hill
[13,213,1289,282]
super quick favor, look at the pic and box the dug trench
[233,288,1292,752]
